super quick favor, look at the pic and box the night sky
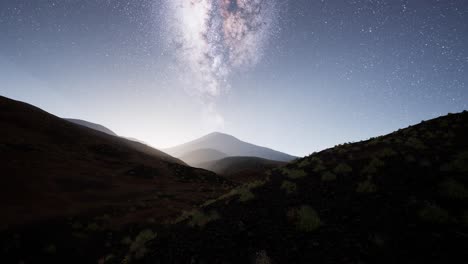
[1,0,467,156]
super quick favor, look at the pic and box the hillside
[65,118,118,136]
[0,96,231,231]
[196,156,286,182]
[3,109,467,263]
[131,111,466,263]
[165,132,297,162]
[179,148,228,166]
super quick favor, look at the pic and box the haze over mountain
[65,118,117,136]
[179,148,228,166]
[164,132,297,165]
[196,156,286,183]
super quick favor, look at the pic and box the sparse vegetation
[282,168,307,179]
[43,244,57,254]
[238,188,255,202]
[418,204,451,224]
[281,180,297,194]
[378,147,397,158]
[440,151,468,173]
[297,159,310,168]
[405,137,427,149]
[313,163,326,172]
[333,163,353,175]
[356,180,377,193]
[127,229,157,259]
[189,210,221,227]
[288,205,321,232]
[321,171,337,182]
[438,179,468,200]
[361,158,384,175]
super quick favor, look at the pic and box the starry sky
[1,0,467,156]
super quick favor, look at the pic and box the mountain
[65,118,117,136]
[179,148,228,166]
[164,132,297,163]
[0,96,231,231]
[115,111,466,263]
[196,156,286,182]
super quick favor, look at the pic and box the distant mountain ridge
[164,132,297,164]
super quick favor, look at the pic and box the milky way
[161,0,279,99]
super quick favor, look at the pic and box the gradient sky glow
[1,0,467,156]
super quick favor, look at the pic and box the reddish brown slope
[0,96,231,229]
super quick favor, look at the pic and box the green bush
[356,180,377,193]
[361,158,384,175]
[379,148,397,158]
[189,210,220,227]
[313,163,326,172]
[282,168,307,179]
[238,188,255,202]
[462,211,468,226]
[288,205,321,232]
[297,159,311,168]
[129,229,157,259]
[440,152,468,173]
[86,222,100,232]
[438,179,468,200]
[321,171,337,182]
[43,244,56,254]
[281,181,297,194]
[418,204,450,224]
[405,137,426,149]
[333,163,353,175]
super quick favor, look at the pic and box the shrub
[405,137,426,149]
[438,179,468,200]
[356,180,377,193]
[238,188,255,202]
[288,205,321,232]
[418,204,450,224]
[86,222,100,232]
[321,171,337,182]
[333,163,353,175]
[361,158,384,175]
[379,148,397,158]
[255,250,272,264]
[440,152,468,173]
[313,163,326,172]
[282,168,307,179]
[297,159,311,168]
[189,210,220,227]
[462,211,468,226]
[129,229,157,259]
[43,244,56,254]
[281,181,297,194]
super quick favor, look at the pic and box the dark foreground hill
[196,156,286,183]
[121,111,465,263]
[0,96,232,231]
[164,132,297,163]
[2,108,468,263]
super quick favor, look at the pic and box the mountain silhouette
[65,118,117,136]
[165,132,297,163]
